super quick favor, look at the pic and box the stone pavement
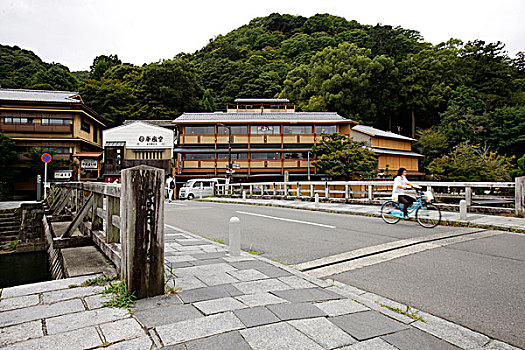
[0,225,520,349]
[202,197,525,232]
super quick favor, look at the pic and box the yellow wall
[378,155,418,171]
[371,137,411,151]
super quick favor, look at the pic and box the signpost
[41,153,51,199]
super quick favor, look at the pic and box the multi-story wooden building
[102,121,174,183]
[0,88,106,198]
[351,125,423,176]
[172,98,357,185]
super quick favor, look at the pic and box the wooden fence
[46,165,165,299]
[216,179,522,216]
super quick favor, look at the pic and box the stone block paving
[0,225,521,349]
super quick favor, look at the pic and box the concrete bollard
[242,190,246,200]
[229,216,241,256]
[459,200,468,220]
[314,193,319,207]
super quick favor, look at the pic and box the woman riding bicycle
[392,168,420,219]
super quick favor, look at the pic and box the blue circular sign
[41,153,52,163]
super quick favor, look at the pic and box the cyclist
[392,168,420,219]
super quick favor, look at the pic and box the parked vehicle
[179,178,220,199]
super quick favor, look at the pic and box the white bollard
[459,200,468,220]
[315,193,319,207]
[242,190,246,200]
[229,217,241,256]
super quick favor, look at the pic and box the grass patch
[9,238,18,251]
[101,280,136,310]
[164,263,182,296]
[212,238,225,244]
[378,302,425,322]
[81,276,116,287]
[247,250,261,255]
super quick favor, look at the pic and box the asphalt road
[165,200,525,348]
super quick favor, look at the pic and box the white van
[179,178,220,200]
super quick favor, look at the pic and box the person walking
[166,174,175,202]
[392,168,419,219]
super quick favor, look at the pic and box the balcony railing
[0,123,73,134]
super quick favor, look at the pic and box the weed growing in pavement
[81,276,116,287]
[213,238,225,244]
[378,302,425,322]
[102,280,136,310]
[164,263,182,296]
[68,284,78,288]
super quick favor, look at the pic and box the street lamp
[218,123,232,181]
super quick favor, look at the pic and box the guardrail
[216,179,524,217]
[46,165,165,299]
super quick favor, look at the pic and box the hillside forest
[1,13,524,179]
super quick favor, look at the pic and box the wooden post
[120,165,165,299]
[310,184,314,198]
[297,182,301,197]
[344,184,349,199]
[284,183,288,197]
[106,195,120,243]
[325,182,330,198]
[273,183,277,196]
[368,185,373,200]
[92,193,103,231]
[465,186,472,206]
[516,176,525,218]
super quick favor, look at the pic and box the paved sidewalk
[202,197,525,232]
[0,225,520,349]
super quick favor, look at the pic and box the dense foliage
[0,133,18,199]
[1,13,524,178]
[312,133,378,179]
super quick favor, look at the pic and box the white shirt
[166,178,174,188]
[392,175,410,195]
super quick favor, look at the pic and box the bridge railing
[216,179,523,216]
[47,165,165,299]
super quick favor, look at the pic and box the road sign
[41,153,52,163]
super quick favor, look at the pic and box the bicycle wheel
[381,201,402,224]
[416,203,441,228]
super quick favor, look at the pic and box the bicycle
[381,189,441,228]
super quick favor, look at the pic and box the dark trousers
[398,195,415,216]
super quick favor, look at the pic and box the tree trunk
[411,109,416,139]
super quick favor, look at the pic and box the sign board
[54,170,73,179]
[41,153,52,163]
[232,164,241,169]
[80,159,98,169]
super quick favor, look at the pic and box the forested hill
[1,13,524,173]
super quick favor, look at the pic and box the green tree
[427,142,512,181]
[0,133,19,200]
[202,89,217,111]
[486,106,525,158]
[312,133,378,179]
[510,154,525,178]
[90,54,122,80]
[414,127,449,169]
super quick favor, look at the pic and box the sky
[1,0,524,72]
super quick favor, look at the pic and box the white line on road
[166,202,186,206]
[235,210,336,229]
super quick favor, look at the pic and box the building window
[81,119,90,132]
[185,153,215,160]
[185,126,214,134]
[4,117,32,124]
[283,125,313,134]
[45,147,70,154]
[283,152,308,159]
[93,126,98,142]
[316,125,337,133]
[41,118,70,125]
[250,125,280,134]
[251,152,281,160]
[217,153,248,160]
[218,125,248,134]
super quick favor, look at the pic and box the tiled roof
[353,125,416,142]
[0,88,80,103]
[369,147,423,157]
[233,98,290,103]
[123,119,174,128]
[174,112,353,123]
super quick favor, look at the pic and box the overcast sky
[1,0,524,72]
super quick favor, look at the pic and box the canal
[0,251,51,288]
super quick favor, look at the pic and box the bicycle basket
[423,190,434,202]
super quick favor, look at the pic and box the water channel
[0,251,51,288]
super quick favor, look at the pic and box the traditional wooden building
[102,121,174,183]
[351,125,423,176]
[172,98,357,185]
[0,88,106,198]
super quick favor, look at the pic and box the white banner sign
[54,170,73,179]
[81,159,98,169]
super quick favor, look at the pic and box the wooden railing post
[120,165,165,299]
[345,184,349,199]
[92,193,103,231]
[465,186,472,206]
[516,176,525,218]
[325,182,330,198]
[106,196,120,243]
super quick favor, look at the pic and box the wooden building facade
[0,88,106,198]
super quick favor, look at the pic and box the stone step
[0,225,19,231]
[0,213,18,219]
[0,230,19,237]
[0,235,18,243]
[0,219,19,225]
